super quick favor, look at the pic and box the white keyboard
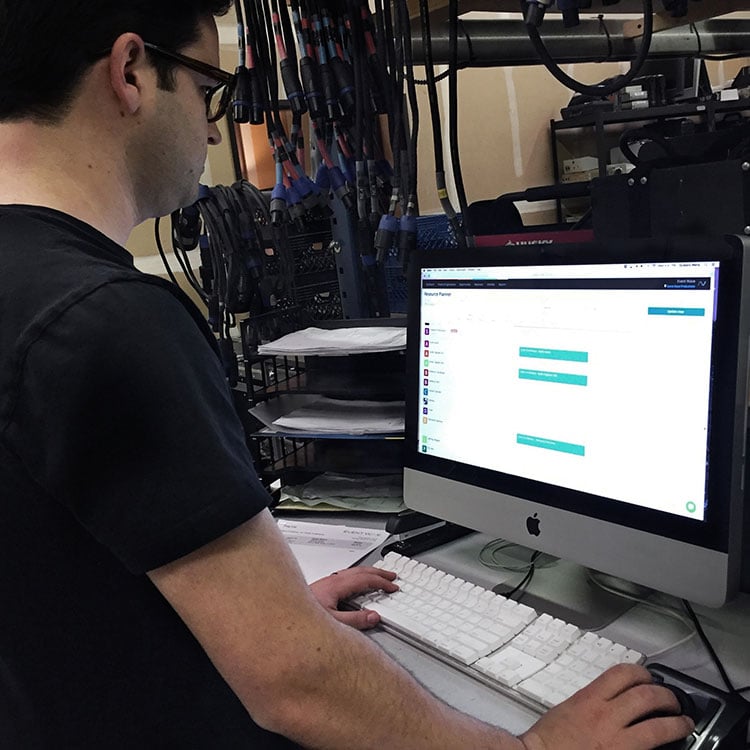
[351,552,643,713]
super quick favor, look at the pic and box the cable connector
[319,62,341,122]
[247,67,265,125]
[270,183,288,227]
[280,58,307,115]
[315,163,331,190]
[231,65,252,123]
[286,182,307,231]
[397,213,417,267]
[299,56,325,121]
[524,0,554,26]
[329,56,355,114]
[374,214,399,263]
[174,203,202,250]
[328,166,354,211]
[555,0,581,27]
[305,174,334,217]
[292,174,318,213]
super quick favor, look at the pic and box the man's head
[0,1,235,232]
[0,1,232,123]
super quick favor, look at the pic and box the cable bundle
[157,181,296,384]
[228,0,421,313]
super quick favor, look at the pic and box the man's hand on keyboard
[310,566,399,630]
[519,663,695,750]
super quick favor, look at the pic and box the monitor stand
[490,543,651,631]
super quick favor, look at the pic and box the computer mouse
[648,671,700,722]
[636,674,699,749]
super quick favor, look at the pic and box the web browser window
[417,261,719,520]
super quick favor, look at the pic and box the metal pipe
[410,18,750,66]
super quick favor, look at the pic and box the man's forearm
[250,607,524,750]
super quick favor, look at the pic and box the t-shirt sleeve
[6,279,271,573]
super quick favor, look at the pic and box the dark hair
[0,1,232,123]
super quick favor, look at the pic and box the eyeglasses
[142,42,234,122]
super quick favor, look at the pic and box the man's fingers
[626,714,695,750]
[331,608,381,630]
[611,682,683,727]
[575,663,654,702]
[331,571,399,599]
[353,566,398,581]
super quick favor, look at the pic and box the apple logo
[526,513,541,536]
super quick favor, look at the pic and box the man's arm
[148,510,693,750]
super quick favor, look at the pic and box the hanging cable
[448,0,470,241]
[154,217,180,288]
[523,0,654,98]
[395,0,420,271]
[273,0,306,117]
[418,0,466,249]
[682,600,737,694]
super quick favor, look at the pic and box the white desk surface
[282,512,750,735]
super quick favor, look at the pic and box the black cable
[234,0,246,64]
[523,0,654,97]
[348,0,368,218]
[413,69,451,85]
[399,0,419,204]
[154,218,180,287]
[505,566,535,599]
[505,551,542,600]
[371,0,393,120]
[419,0,447,180]
[596,15,613,64]
[388,2,405,215]
[171,224,208,298]
[690,22,702,58]
[376,0,399,158]
[448,0,470,238]
[243,0,272,135]
[159,212,208,304]
[278,0,298,69]
[568,206,592,230]
[260,0,282,134]
[411,19,474,85]
[418,0,466,249]
[682,599,736,694]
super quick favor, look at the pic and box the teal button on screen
[648,307,705,317]
[517,434,585,456]
[519,369,588,386]
[519,347,588,363]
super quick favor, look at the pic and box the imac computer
[404,235,750,613]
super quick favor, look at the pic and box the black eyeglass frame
[93,41,234,122]
[142,42,234,123]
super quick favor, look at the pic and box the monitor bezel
[405,236,746,559]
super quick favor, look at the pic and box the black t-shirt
[0,206,299,748]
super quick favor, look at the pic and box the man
[0,2,695,748]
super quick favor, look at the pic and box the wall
[415,57,748,221]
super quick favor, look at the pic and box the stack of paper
[278,472,406,513]
[250,394,404,436]
[277,519,391,582]
[257,326,406,356]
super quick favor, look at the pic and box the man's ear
[108,33,149,115]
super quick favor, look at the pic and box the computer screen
[404,236,750,608]
[638,56,711,102]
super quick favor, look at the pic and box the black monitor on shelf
[638,56,712,103]
[404,236,750,614]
